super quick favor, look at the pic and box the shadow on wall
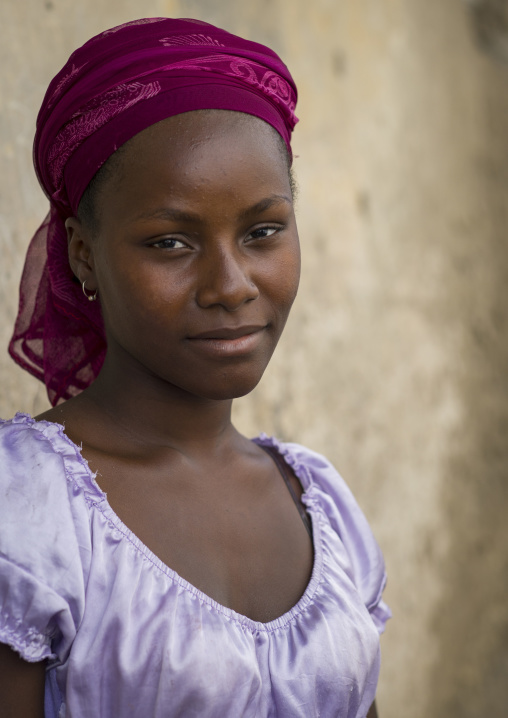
[464,0,508,61]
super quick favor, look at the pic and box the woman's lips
[187,325,267,357]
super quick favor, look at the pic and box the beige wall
[2,1,508,716]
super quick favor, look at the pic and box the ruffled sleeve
[282,441,391,635]
[0,416,91,662]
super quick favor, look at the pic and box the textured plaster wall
[1,1,508,716]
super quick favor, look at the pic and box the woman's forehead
[125,110,284,155]
[110,111,289,183]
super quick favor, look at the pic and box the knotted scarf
[9,17,298,405]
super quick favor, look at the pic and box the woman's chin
[193,375,264,402]
[167,362,268,402]
[145,353,273,403]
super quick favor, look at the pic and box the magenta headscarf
[9,17,298,406]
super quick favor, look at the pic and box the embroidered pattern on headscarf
[48,63,88,108]
[47,81,161,200]
[159,34,225,47]
[155,53,296,111]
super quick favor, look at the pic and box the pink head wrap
[9,17,298,406]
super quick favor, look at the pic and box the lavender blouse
[0,414,390,718]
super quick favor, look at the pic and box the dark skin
[0,111,378,717]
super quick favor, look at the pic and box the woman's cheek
[274,243,301,309]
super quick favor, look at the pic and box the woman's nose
[195,247,259,311]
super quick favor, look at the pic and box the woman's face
[76,111,300,401]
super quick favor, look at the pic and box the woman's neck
[42,351,246,461]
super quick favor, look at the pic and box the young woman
[0,18,389,718]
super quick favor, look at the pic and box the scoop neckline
[11,412,324,634]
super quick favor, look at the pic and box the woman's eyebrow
[134,195,292,224]
[239,194,292,219]
[134,208,200,223]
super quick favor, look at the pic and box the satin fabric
[0,415,390,718]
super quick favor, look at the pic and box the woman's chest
[58,507,381,718]
[89,456,313,623]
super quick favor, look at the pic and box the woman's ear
[65,216,97,290]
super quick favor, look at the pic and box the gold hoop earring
[82,280,98,302]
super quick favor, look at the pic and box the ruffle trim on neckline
[3,415,326,635]
[91,432,327,634]
[252,433,320,511]
[7,412,104,508]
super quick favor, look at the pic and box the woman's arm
[0,642,46,718]
[367,700,379,718]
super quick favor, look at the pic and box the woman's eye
[151,237,187,250]
[247,227,278,240]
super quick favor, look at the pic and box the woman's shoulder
[254,433,354,498]
[0,410,66,449]
[0,412,67,491]
[0,414,90,663]
[0,412,100,519]
[254,433,391,632]
[1,411,90,468]
[253,433,373,541]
